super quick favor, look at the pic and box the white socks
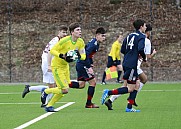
[138,82,144,92]
[29,85,49,92]
[109,82,144,103]
[110,94,121,102]
[27,85,53,105]
[45,93,53,105]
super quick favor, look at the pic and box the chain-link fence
[0,0,181,83]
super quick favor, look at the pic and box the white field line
[0,102,71,105]
[14,102,75,129]
[141,90,181,92]
[0,92,39,95]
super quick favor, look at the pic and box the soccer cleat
[116,80,124,83]
[45,106,57,112]
[22,85,30,98]
[101,89,109,105]
[101,82,107,85]
[85,103,99,108]
[105,100,113,110]
[125,108,140,112]
[41,88,48,105]
[133,101,138,107]
[40,103,47,108]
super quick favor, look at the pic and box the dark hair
[133,19,146,30]
[145,24,152,32]
[96,27,106,34]
[59,25,68,31]
[69,22,80,33]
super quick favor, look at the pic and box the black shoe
[116,80,124,83]
[40,103,47,108]
[101,82,107,85]
[105,100,113,110]
[45,106,58,112]
[133,101,138,107]
[22,85,30,98]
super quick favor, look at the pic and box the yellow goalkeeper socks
[47,94,64,107]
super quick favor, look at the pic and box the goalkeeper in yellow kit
[101,33,123,84]
[41,22,86,112]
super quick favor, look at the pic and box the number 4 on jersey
[127,36,135,49]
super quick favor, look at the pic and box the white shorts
[42,53,48,75]
[41,53,55,84]
[137,59,143,75]
[43,71,55,84]
[137,67,143,75]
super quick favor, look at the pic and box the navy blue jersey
[121,30,146,68]
[77,38,99,68]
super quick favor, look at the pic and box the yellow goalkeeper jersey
[108,40,121,61]
[50,35,85,67]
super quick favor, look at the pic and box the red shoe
[85,103,99,108]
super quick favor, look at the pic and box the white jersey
[137,38,151,74]
[144,38,151,55]
[41,36,60,83]
[43,36,60,54]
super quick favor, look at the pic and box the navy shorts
[76,62,94,81]
[122,66,138,84]
[107,56,121,68]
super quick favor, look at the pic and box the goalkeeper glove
[59,53,74,63]
[74,50,81,59]
[59,54,65,59]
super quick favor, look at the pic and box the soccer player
[69,27,106,108]
[22,26,68,107]
[41,22,86,112]
[101,32,123,85]
[104,24,157,110]
[137,24,156,92]
[101,19,147,112]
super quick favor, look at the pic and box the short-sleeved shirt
[137,37,151,68]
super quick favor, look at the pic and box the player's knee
[62,89,69,94]
[79,82,85,88]
[127,86,134,92]
[128,88,134,92]
[89,81,96,86]
[48,83,55,88]
[79,85,85,89]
